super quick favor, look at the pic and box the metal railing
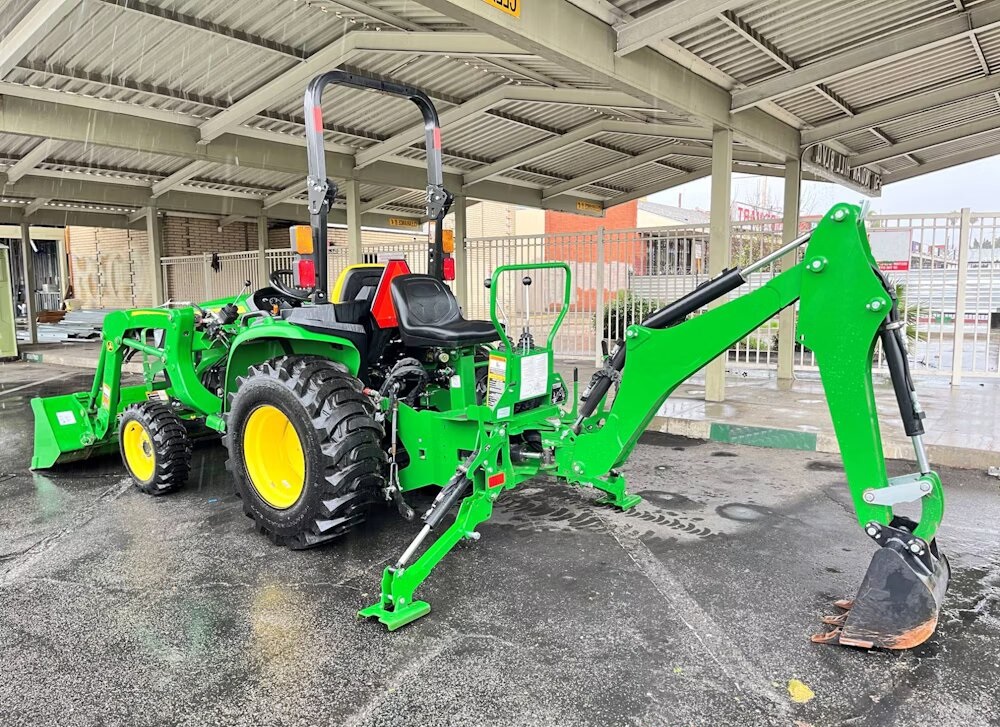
[159,210,1000,380]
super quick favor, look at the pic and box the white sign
[519,353,549,400]
[868,228,911,272]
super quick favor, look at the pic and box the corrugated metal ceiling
[0,0,996,226]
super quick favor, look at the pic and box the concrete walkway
[16,342,1000,471]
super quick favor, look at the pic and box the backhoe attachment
[565,203,949,650]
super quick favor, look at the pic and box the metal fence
[159,210,1000,380]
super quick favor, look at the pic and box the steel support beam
[616,1,743,56]
[462,120,714,186]
[151,160,214,198]
[6,139,61,183]
[355,86,643,169]
[850,115,1000,167]
[0,0,82,78]
[732,3,1000,110]
[360,190,409,214]
[417,0,800,159]
[705,127,732,403]
[197,32,526,143]
[262,181,304,209]
[777,157,800,381]
[883,138,1000,183]
[803,74,1000,145]
[218,214,248,227]
[19,221,37,344]
[345,180,362,267]
[146,207,165,306]
[542,146,687,199]
[603,169,713,208]
[0,96,565,213]
[23,198,50,218]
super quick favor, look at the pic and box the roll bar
[303,70,454,302]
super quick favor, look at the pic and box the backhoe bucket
[814,520,949,650]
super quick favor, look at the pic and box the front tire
[225,356,386,549]
[118,401,192,495]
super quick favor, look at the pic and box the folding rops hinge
[425,184,453,220]
[307,175,338,215]
[862,473,934,506]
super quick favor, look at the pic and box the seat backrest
[390,274,461,330]
[334,265,384,304]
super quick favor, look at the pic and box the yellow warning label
[576,199,602,214]
[388,217,421,229]
[487,354,507,408]
[482,0,520,17]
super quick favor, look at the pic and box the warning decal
[487,354,506,409]
[519,353,548,401]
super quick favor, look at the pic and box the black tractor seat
[390,274,500,348]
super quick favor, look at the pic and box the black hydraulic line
[303,70,453,299]
[575,267,746,429]
[876,275,925,438]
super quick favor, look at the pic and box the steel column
[705,127,733,403]
[951,207,972,385]
[777,157,801,381]
[19,222,37,344]
[595,226,606,368]
[452,195,468,309]
[345,180,362,267]
[21,222,38,343]
[145,207,165,306]
[256,215,268,289]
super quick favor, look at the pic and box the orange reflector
[443,256,455,281]
[290,225,313,254]
[441,229,455,254]
[294,258,316,289]
[371,258,412,329]
[488,472,505,488]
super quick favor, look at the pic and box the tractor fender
[223,322,362,408]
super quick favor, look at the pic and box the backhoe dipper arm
[303,71,453,292]
[562,204,944,544]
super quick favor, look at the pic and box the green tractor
[32,71,949,649]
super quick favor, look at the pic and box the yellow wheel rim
[122,420,156,482]
[243,405,306,510]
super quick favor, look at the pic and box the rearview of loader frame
[31,69,949,651]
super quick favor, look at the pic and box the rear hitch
[813,517,950,650]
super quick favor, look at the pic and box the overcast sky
[650,156,1000,217]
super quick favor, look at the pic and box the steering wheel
[268,269,312,302]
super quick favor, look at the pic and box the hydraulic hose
[574,267,746,430]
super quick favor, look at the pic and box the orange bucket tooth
[815,519,950,651]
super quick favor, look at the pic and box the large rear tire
[118,401,192,495]
[225,355,387,549]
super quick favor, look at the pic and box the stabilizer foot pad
[597,493,642,511]
[358,600,431,631]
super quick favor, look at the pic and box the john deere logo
[388,217,421,229]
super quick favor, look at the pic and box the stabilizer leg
[359,485,494,631]
[591,472,642,511]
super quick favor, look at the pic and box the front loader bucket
[31,391,119,469]
[814,521,949,650]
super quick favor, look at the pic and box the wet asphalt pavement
[1,361,999,727]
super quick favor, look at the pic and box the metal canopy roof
[0,0,997,230]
